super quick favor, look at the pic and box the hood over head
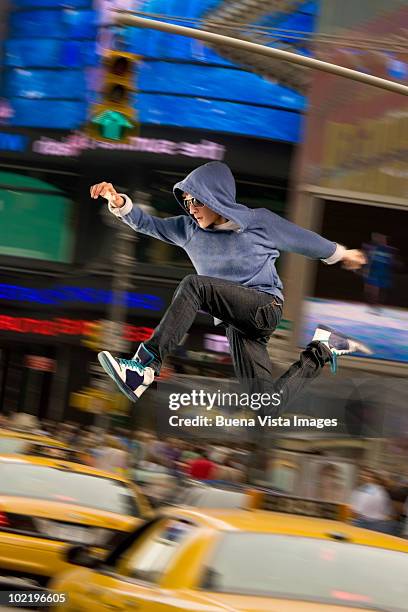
[173,162,252,231]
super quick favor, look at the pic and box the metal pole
[92,219,135,430]
[114,11,408,96]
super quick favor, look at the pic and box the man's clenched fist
[90,182,124,208]
[341,249,367,270]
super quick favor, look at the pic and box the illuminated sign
[0,101,14,121]
[0,283,164,311]
[0,315,153,341]
[0,132,28,152]
[259,492,343,520]
[25,355,56,372]
[95,0,136,26]
[31,131,226,160]
[204,333,230,353]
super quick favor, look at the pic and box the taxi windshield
[201,533,408,609]
[0,437,29,454]
[0,461,140,517]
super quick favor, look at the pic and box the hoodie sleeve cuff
[321,243,347,265]
[108,194,133,217]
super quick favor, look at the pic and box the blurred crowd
[56,423,248,484]
[1,412,407,538]
[0,412,248,480]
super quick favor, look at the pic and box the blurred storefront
[283,0,408,377]
[0,123,293,422]
[0,268,237,421]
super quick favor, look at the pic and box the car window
[122,519,195,584]
[179,487,246,508]
[0,461,140,516]
[201,533,408,609]
[0,438,27,454]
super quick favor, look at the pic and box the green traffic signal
[91,110,134,141]
[87,50,139,143]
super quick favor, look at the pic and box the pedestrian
[94,434,128,476]
[180,442,199,464]
[90,162,370,411]
[129,430,146,469]
[403,493,408,539]
[350,469,394,534]
[76,432,98,466]
[188,449,216,481]
[388,476,408,537]
[214,453,245,483]
[362,232,398,313]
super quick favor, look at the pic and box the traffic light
[89,50,139,143]
[81,320,103,351]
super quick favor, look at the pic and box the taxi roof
[0,453,130,484]
[0,428,67,447]
[163,507,408,553]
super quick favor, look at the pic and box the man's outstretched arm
[261,210,366,270]
[90,181,193,247]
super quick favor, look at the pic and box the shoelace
[330,353,337,374]
[118,358,144,372]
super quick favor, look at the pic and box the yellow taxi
[0,428,68,455]
[0,454,152,585]
[0,428,92,464]
[50,497,408,611]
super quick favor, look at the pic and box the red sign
[25,355,56,372]
[0,315,153,341]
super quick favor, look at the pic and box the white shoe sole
[313,325,373,355]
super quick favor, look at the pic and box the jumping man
[90,162,371,412]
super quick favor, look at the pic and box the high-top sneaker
[98,343,158,403]
[312,324,373,373]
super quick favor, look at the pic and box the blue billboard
[2,0,318,141]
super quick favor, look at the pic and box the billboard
[0,171,74,263]
[1,0,318,142]
[294,1,407,366]
[299,200,408,363]
[298,1,407,199]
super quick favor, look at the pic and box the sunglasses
[182,196,205,211]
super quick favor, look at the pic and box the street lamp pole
[114,11,408,96]
[91,202,135,429]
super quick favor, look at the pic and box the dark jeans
[145,275,331,415]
